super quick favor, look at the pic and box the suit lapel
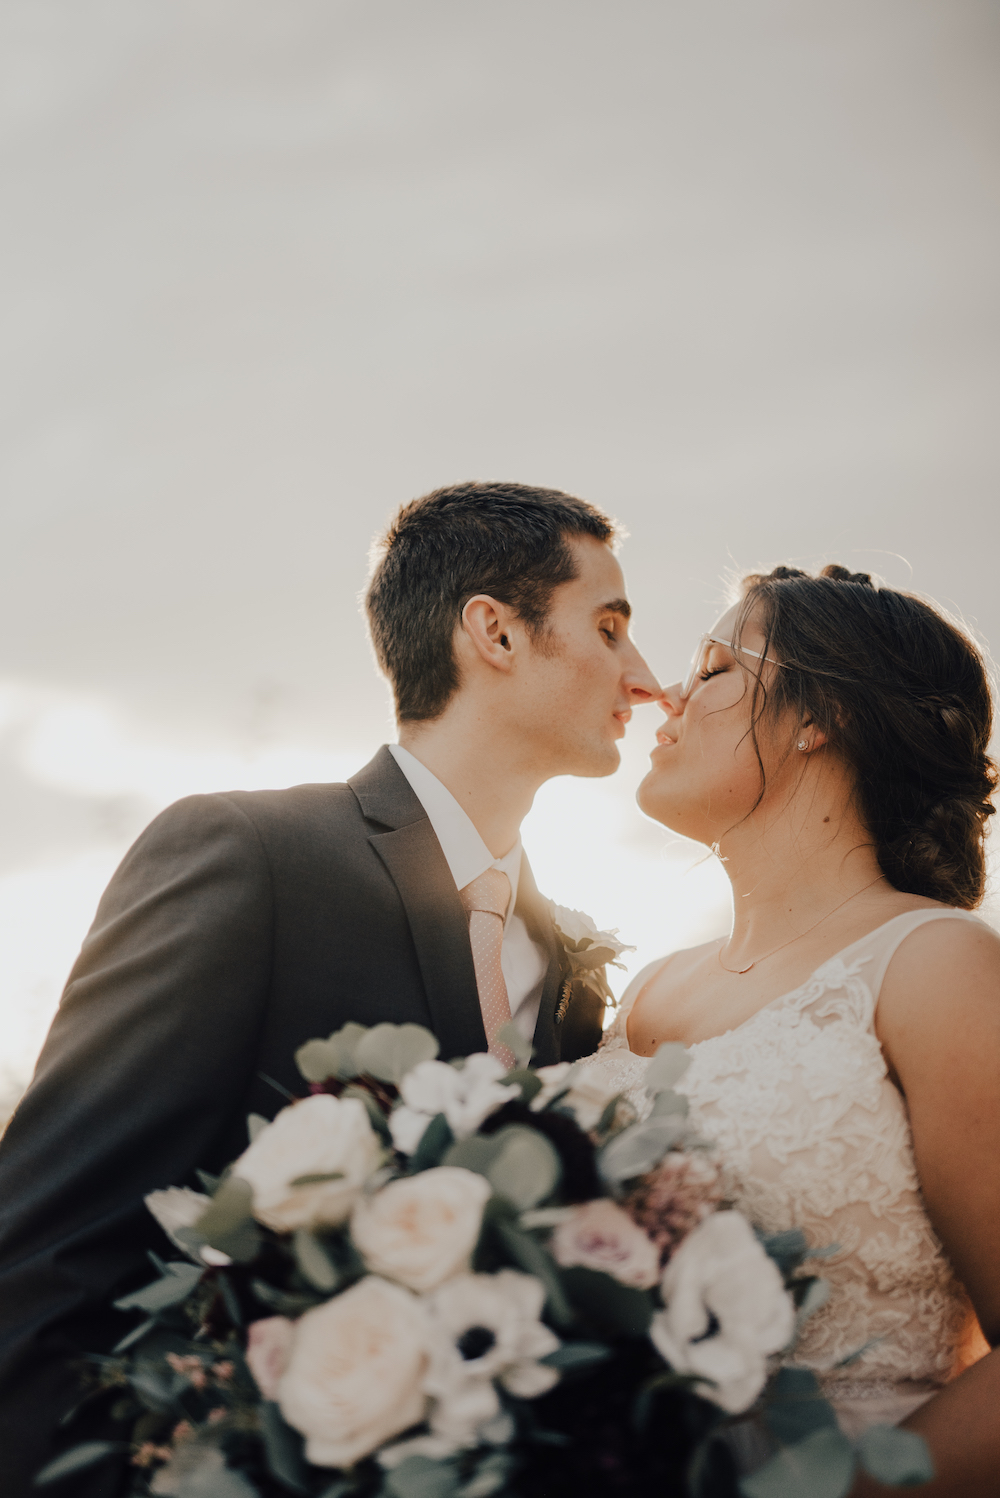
[349,748,487,1059]
[515,854,563,1066]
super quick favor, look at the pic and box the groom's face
[511,536,660,777]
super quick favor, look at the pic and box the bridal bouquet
[42,1024,931,1498]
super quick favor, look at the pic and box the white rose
[650,1211,795,1414]
[551,1198,660,1289]
[547,903,600,944]
[351,1167,491,1293]
[390,1055,518,1155]
[245,1315,295,1400]
[278,1277,429,1467]
[144,1186,232,1266]
[531,1061,621,1131]
[233,1094,381,1232]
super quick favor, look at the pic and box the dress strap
[838,908,989,1011]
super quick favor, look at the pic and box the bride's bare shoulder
[616,940,719,1011]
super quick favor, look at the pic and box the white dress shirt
[388,744,548,1041]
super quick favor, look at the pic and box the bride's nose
[658,682,686,716]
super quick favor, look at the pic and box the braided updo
[735,564,997,909]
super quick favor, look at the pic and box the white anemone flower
[421,1270,560,1447]
[650,1211,795,1414]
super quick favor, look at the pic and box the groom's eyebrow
[599,598,632,621]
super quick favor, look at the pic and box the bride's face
[637,603,795,843]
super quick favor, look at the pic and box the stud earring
[797,739,808,751]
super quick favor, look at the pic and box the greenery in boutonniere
[547,902,635,1015]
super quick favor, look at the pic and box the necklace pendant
[734,961,754,974]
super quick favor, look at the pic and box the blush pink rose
[245,1316,295,1400]
[550,1198,660,1288]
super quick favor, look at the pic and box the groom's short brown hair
[366,480,617,722]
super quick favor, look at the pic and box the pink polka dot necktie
[459,867,515,1070]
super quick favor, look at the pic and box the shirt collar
[388,744,522,916]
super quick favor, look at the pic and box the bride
[588,563,1000,1495]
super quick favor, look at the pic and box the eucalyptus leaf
[259,1400,310,1494]
[194,1176,261,1262]
[290,1171,345,1186]
[757,1228,810,1277]
[168,1448,262,1498]
[196,1169,221,1195]
[485,1126,561,1210]
[560,1265,654,1337]
[643,1042,691,1094]
[650,1089,690,1119]
[216,1269,245,1327]
[292,1228,339,1292]
[113,1262,203,1313]
[384,1455,460,1498]
[251,1279,320,1316]
[295,1021,370,1083]
[496,1021,532,1070]
[598,1116,686,1183]
[762,1367,838,1445]
[795,1277,831,1327]
[459,1452,512,1498]
[739,1427,855,1498]
[112,1316,158,1353]
[34,1441,125,1485]
[496,1223,576,1329]
[445,1125,561,1210]
[857,1425,934,1486]
[540,1341,611,1372]
[407,1111,454,1173]
[355,1022,440,1083]
[503,1068,543,1105]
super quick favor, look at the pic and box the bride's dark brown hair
[734,564,997,909]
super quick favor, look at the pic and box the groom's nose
[621,645,662,702]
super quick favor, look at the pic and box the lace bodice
[591,909,983,1435]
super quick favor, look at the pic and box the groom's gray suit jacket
[0,747,604,1494]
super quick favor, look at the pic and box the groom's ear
[459,595,518,673]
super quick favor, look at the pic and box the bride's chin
[636,772,672,825]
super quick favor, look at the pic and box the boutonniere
[547,901,635,1022]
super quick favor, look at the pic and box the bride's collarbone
[628,958,783,1053]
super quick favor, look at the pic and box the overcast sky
[2,0,998,1098]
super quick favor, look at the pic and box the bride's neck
[715,771,883,962]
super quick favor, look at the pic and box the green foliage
[762,1368,839,1445]
[598,1116,687,1183]
[113,1261,203,1314]
[112,1316,158,1353]
[444,1124,561,1210]
[194,1175,262,1262]
[496,1021,532,1070]
[644,1042,691,1094]
[560,1266,654,1337]
[740,1427,856,1498]
[292,1228,340,1292]
[540,1340,612,1372]
[295,1022,370,1083]
[757,1228,810,1277]
[383,1454,460,1498]
[458,1451,513,1497]
[355,1023,441,1084]
[34,1441,125,1485]
[649,1088,690,1118]
[259,1400,311,1494]
[407,1112,454,1173]
[857,1425,934,1486]
[496,1222,576,1329]
[503,1068,543,1105]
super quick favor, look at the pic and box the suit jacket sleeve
[0,792,274,1492]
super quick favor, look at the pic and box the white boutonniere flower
[547,901,635,1019]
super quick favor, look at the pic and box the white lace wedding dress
[589,908,983,1438]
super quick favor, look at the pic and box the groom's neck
[396,715,542,858]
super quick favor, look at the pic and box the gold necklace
[717,875,886,975]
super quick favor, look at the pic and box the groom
[0,480,659,1491]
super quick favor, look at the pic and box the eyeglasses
[680,634,780,700]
